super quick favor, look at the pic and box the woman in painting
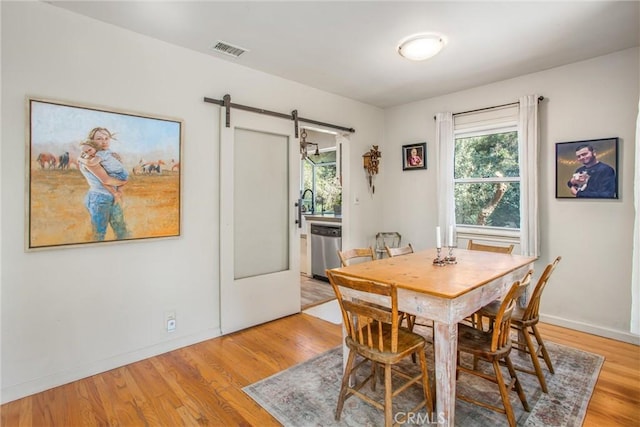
[408,147,423,167]
[86,127,126,173]
[77,136,130,241]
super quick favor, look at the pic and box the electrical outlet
[166,311,176,333]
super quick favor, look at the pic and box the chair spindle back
[328,271,400,354]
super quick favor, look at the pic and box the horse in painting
[36,152,58,169]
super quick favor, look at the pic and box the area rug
[243,336,603,426]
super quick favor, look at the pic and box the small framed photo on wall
[402,142,427,170]
[555,137,618,199]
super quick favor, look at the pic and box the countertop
[304,214,342,224]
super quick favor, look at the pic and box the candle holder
[433,247,446,266]
[444,245,457,264]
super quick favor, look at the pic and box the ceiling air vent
[211,41,248,58]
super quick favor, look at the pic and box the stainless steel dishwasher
[310,223,342,281]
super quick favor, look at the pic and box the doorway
[298,127,345,310]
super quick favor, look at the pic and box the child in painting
[78,139,127,204]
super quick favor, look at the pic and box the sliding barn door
[219,108,300,334]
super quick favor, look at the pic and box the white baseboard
[540,314,640,346]
[1,328,222,405]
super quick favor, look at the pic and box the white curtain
[518,95,540,257]
[632,98,640,335]
[435,112,455,238]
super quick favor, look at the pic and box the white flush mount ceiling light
[397,33,446,61]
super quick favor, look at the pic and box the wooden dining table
[331,247,536,427]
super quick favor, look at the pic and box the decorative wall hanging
[363,145,381,193]
[402,142,427,170]
[27,97,183,250]
[555,137,618,199]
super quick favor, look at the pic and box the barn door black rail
[204,94,355,137]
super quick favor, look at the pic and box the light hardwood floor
[1,315,638,426]
[300,275,335,309]
[536,323,639,426]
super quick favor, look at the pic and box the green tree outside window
[454,131,520,228]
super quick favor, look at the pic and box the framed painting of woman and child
[27,97,183,250]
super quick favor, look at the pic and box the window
[453,105,520,231]
[301,149,341,214]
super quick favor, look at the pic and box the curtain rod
[204,94,356,135]
[433,95,545,120]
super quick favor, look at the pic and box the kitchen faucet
[301,188,314,213]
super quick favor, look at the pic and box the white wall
[382,48,639,343]
[0,2,384,402]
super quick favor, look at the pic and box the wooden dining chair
[467,240,515,254]
[338,247,415,333]
[338,247,376,267]
[384,243,422,332]
[375,231,401,259]
[463,239,515,327]
[384,243,414,258]
[456,281,530,427]
[327,270,433,427]
[475,256,562,393]
[471,270,532,370]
